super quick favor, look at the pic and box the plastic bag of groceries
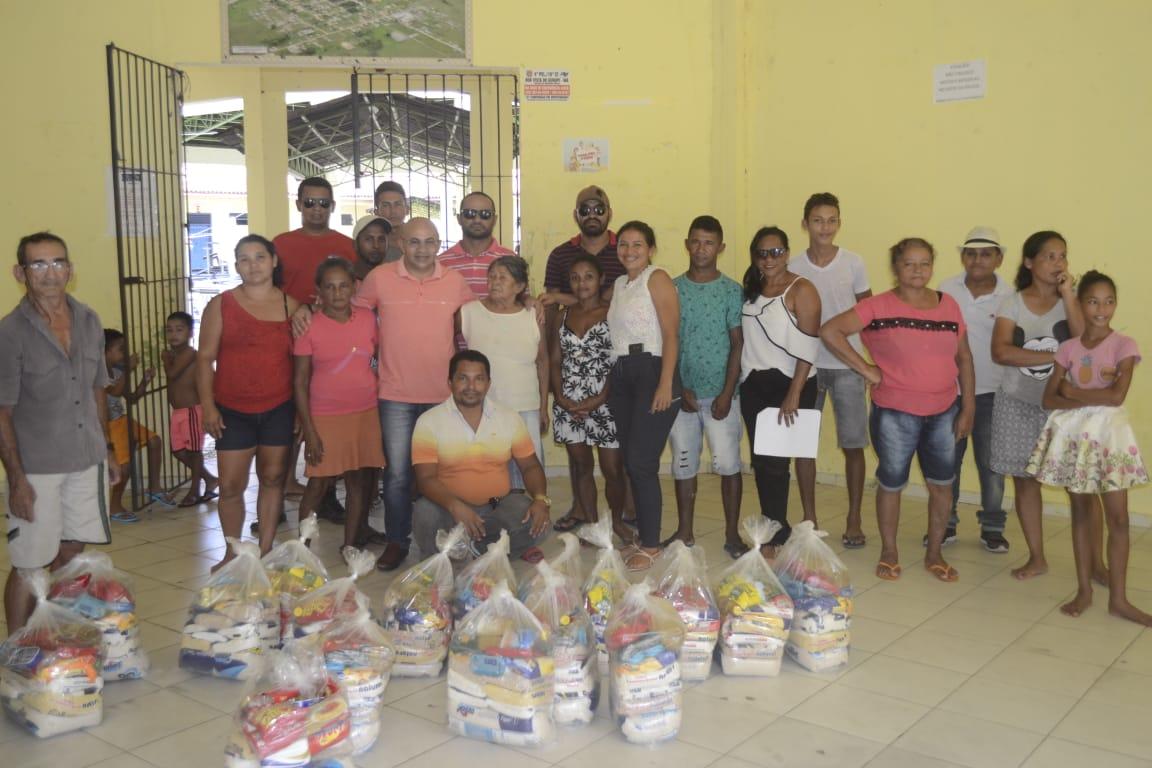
[224,638,353,767]
[519,557,597,725]
[263,514,329,644]
[0,569,103,737]
[576,518,629,675]
[773,520,852,671]
[605,579,685,745]
[714,517,794,676]
[180,539,278,680]
[453,528,516,620]
[320,600,394,754]
[447,580,555,746]
[292,548,376,638]
[653,541,719,681]
[379,524,468,677]
[49,551,149,681]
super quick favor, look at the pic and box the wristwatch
[532,494,553,507]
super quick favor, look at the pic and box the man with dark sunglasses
[438,191,515,298]
[540,186,624,308]
[275,177,356,306]
[273,176,356,504]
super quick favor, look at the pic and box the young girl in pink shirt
[1028,270,1150,625]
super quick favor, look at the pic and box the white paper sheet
[753,408,822,458]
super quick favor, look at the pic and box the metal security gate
[349,72,521,254]
[106,44,190,510]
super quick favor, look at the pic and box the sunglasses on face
[577,204,606,217]
[460,208,494,220]
[755,248,789,258]
[302,197,333,209]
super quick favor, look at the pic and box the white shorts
[6,463,111,568]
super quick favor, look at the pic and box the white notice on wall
[524,69,571,102]
[933,59,987,103]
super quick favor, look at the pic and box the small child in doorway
[105,329,170,522]
[1029,271,1151,626]
[162,311,218,507]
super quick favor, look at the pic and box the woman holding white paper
[820,238,974,584]
[738,226,822,558]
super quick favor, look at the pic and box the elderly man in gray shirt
[0,232,119,633]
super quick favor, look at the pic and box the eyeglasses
[460,208,494,220]
[577,204,606,217]
[23,260,71,273]
[755,248,789,258]
[302,197,333,209]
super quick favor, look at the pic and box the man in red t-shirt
[273,177,356,509]
[274,177,356,306]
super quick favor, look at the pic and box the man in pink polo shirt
[437,191,516,298]
[356,217,475,570]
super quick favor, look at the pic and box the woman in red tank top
[197,235,300,568]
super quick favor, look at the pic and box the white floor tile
[879,626,1006,675]
[89,755,158,768]
[128,715,235,768]
[894,709,1044,768]
[847,616,910,653]
[556,732,722,768]
[728,716,886,767]
[1010,623,1138,667]
[1112,630,1152,675]
[690,669,828,715]
[1021,737,1152,767]
[787,684,930,743]
[350,709,456,767]
[837,654,967,706]
[86,689,221,750]
[1,730,124,768]
[936,676,1078,735]
[975,649,1106,698]
[919,605,1033,646]
[1052,698,1152,760]
[865,746,968,767]
[677,689,778,752]
[1080,668,1152,713]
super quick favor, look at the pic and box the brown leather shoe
[376,541,410,571]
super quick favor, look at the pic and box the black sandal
[552,512,586,532]
[723,541,750,560]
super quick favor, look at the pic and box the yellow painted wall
[2,0,1149,509]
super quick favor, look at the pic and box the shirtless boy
[162,311,217,506]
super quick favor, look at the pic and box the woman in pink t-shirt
[821,238,975,583]
[294,258,385,554]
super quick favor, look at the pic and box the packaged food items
[180,539,279,680]
[48,551,149,681]
[576,518,629,675]
[263,515,329,644]
[653,541,719,681]
[320,603,394,755]
[773,520,852,671]
[447,580,555,746]
[379,524,468,677]
[0,569,104,737]
[714,517,795,677]
[519,553,597,725]
[292,548,376,639]
[605,580,685,745]
[224,639,353,767]
[453,529,516,621]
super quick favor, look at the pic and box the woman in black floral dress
[550,254,630,540]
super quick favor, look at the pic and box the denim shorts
[869,402,957,491]
[215,400,295,451]
[668,396,744,479]
[814,368,870,450]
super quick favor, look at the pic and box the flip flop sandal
[723,541,750,560]
[198,490,219,502]
[660,535,695,548]
[842,533,867,549]
[146,491,175,507]
[111,510,139,523]
[177,495,201,508]
[926,563,959,582]
[552,513,585,532]
[626,548,662,573]
[876,561,902,581]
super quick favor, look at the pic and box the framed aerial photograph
[222,0,471,66]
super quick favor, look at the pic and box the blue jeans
[378,399,436,546]
[950,393,1006,532]
[869,402,957,492]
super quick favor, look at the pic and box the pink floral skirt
[1026,405,1148,494]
